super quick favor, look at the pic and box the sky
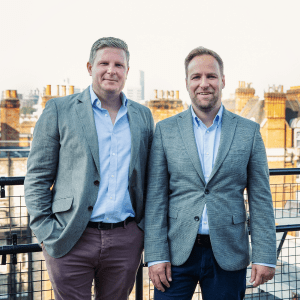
[0,0,300,105]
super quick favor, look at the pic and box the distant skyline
[1,0,300,105]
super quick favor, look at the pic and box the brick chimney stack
[1,90,20,147]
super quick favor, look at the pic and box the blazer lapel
[127,101,141,180]
[74,87,100,175]
[177,109,206,185]
[208,108,237,182]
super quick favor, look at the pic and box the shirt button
[88,206,93,211]
[204,189,209,194]
[112,153,115,156]
[194,216,200,221]
[94,180,100,186]
[111,175,114,178]
[110,197,112,199]
[105,114,108,117]
[204,221,207,224]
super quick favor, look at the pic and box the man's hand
[148,262,172,292]
[250,265,275,287]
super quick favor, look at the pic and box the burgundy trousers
[42,220,144,300]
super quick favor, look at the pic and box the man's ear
[87,62,92,76]
[222,75,225,89]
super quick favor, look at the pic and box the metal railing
[0,169,300,299]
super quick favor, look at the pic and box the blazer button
[88,206,93,211]
[94,180,100,186]
[204,189,209,194]
[194,216,200,221]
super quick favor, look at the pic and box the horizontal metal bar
[0,225,299,257]
[274,224,300,232]
[0,177,24,186]
[0,169,297,187]
[269,168,300,175]
[0,244,41,255]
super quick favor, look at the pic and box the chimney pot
[159,90,163,99]
[46,85,51,96]
[11,90,17,98]
[69,85,74,95]
[165,91,169,99]
[175,90,179,100]
[62,85,66,96]
[5,90,11,99]
[170,90,174,99]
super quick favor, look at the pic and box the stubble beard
[192,94,220,113]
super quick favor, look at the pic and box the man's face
[87,47,129,98]
[186,54,225,113]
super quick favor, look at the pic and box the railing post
[135,260,143,300]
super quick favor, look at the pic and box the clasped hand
[148,262,172,292]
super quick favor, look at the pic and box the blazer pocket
[52,197,74,214]
[232,213,246,224]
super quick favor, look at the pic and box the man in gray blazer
[144,47,276,300]
[25,37,154,300]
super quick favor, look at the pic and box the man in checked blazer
[144,47,276,300]
[25,37,154,300]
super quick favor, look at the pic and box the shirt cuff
[253,262,276,268]
[147,260,170,267]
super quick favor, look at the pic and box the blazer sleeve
[138,108,155,230]
[144,123,170,263]
[247,124,277,265]
[24,99,60,243]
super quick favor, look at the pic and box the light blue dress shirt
[89,85,135,223]
[192,104,223,234]
[149,105,275,268]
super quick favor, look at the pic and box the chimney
[69,85,74,95]
[175,90,179,100]
[154,89,158,99]
[57,85,60,96]
[1,89,20,146]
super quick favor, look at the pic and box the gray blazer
[144,107,276,271]
[25,87,154,258]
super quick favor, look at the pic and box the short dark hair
[184,46,224,78]
[89,37,130,67]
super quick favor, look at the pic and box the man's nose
[107,66,116,74]
[200,77,209,88]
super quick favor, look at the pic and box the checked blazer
[25,87,154,259]
[144,107,276,271]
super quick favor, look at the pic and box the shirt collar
[191,104,224,128]
[89,84,128,108]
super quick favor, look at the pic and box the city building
[144,89,188,124]
[127,70,145,102]
[223,82,300,210]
